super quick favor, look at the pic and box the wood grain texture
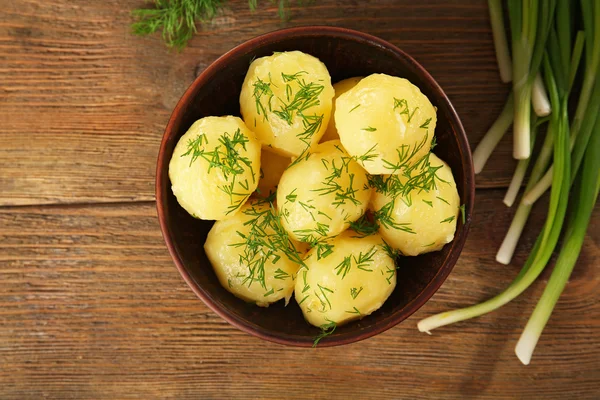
[2,1,599,398]
[1,192,599,399]
[2,0,513,207]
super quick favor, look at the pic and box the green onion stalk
[508,0,555,159]
[523,0,600,204]
[488,0,513,83]
[418,53,574,335]
[515,116,600,365]
[472,94,514,174]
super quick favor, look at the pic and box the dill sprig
[348,214,379,237]
[333,246,377,279]
[181,129,256,214]
[313,319,336,347]
[230,197,305,292]
[131,0,307,49]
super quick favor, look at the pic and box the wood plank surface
[1,191,599,399]
[1,0,514,207]
[2,1,599,398]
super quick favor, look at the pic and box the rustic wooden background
[1,1,598,398]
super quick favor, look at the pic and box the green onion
[508,0,556,159]
[515,118,600,365]
[418,57,571,334]
[523,2,600,204]
[472,94,513,174]
[531,73,551,116]
[488,0,513,83]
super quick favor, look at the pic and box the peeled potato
[295,231,396,327]
[321,76,363,142]
[335,73,436,175]
[239,51,335,157]
[256,149,291,197]
[205,199,304,307]
[169,116,261,220]
[371,153,460,256]
[277,140,372,243]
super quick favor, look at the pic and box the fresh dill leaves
[333,246,377,278]
[459,204,466,224]
[384,265,395,285]
[437,196,450,205]
[349,104,361,113]
[334,256,352,279]
[346,307,361,315]
[273,268,290,280]
[362,126,377,132]
[420,117,432,129]
[373,200,416,234]
[440,215,455,224]
[181,129,255,215]
[131,0,307,49]
[423,241,436,247]
[393,98,419,122]
[311,156,361,208]
[313,319,336,347]
[354,246,377,271]
[230,198,305,290]
[315,283,334,311]
[381,133,430,174]
[263,288,275,297]
[353,144,378,164]
[350,286,363,299]
[285,188,298,203]
[348,214,379,237]
[252,77,274,121]
[380,240,400,260]
[422,199,433,207]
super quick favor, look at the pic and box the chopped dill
[440,215,456,224]
[313,319,336,347]
[350,286,363,299]
[349,104,361,113]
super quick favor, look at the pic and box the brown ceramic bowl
[156,26,474,347]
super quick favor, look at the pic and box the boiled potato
[205,199,304,307]
[277,140,372,243]
[239,51,335,157]
[335,73,436,175]
[295,231,396,327]
[256,148,291,197]
[371,153,460,256]
[321,76,363,142]
[169,116,261,220]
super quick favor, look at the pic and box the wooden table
[2,1,599,398]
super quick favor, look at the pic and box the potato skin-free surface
[256,149,291,197]
[335,73,436,175]
[205,200,304,307]
[371,153,459,256]
[277,140,372,243]
[295,231,396,327]
[321,76,363,142]
[169,116,261,220]
[239,51,335,157]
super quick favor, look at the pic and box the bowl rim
[156,25,475,347]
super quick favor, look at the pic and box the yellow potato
[295,231,396,327]
[239,51,335,157]
[205,199,305,307]
[371,153,460,256]
[169,116,261,220]
[256,148,291,197]
[321,76,363,142]
[276,140,372,243]
[335,73,436,175]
